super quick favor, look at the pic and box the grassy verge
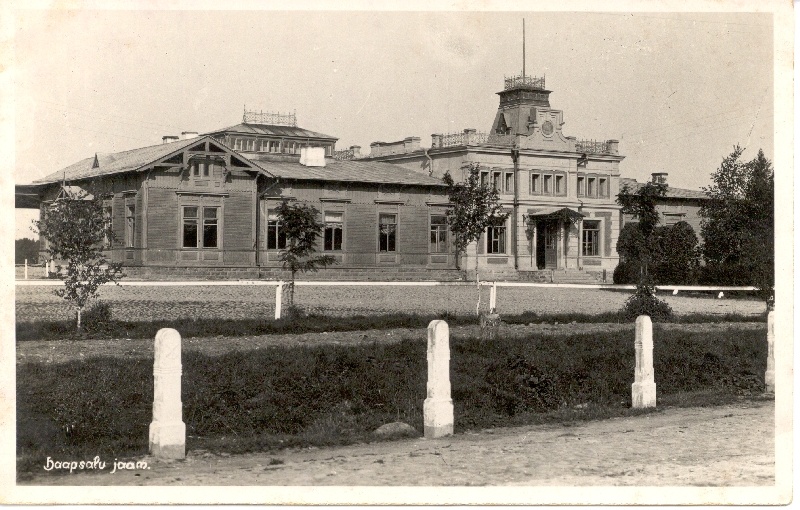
[16,309,765,342]
[17,327,768,477]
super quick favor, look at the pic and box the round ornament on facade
[541,120,554,136]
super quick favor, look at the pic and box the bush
[696,263,755,286]
[649,222,700,284]
[81,301,114,334]
[613,259,641,284]
[622,283,673,322]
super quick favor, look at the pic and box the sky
[8,6,781,239]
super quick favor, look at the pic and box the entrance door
[536,221,559,269]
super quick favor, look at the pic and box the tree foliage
[700,146,774,303]
[616,181,668,239]
[276,200,337,306]
[33,189,123,329]
[649,221,700,284]
[442,163,509,271]
[15,237,40,264]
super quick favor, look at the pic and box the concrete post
[424,320,454,439]
[632,315,656,409]
[149,328,185,459]
[489,282,497,313]
[24,259,28,279]
[275,281,283,320]
[765,311,775,394]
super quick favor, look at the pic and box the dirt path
[16,322,766,364]
[24,400,773,487]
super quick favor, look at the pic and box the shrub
[613,259,641,284]
[622,283,673,322]
[81,301,114,334]
[649,222,700,284]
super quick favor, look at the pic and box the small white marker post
[424,320,454,439]
[632,315,657,409]
[24,259,28,280]
[149,328,185,459]
[274,281,284,320]
[765,311,775,394]
[489,281,497,313]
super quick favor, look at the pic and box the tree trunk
[475,246,481,316]
[76,308,82,330]
[289,270,296,306]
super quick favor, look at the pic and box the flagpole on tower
[522,18,526,77]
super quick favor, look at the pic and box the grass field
[15,284,766,323]
[17,326,768,477]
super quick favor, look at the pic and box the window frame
[266,209,287,250]
[323,211,344,252]
[429,214,449,253]
[486,219,507,254]
[378,213,398,253]
[582,220,601,257]
[182,205,220,249]
[504,172,514,194]
[577,174,586,197]
[125,204,135,248]
[531,173,541,195]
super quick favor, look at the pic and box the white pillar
[149,328,185,459]
[275,281,283,320]
[424,320,454,439]
[24,259,28,279]
[765,311,775,394]
[632,315,657,408]
[489,282,497,313]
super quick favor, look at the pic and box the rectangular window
[582,220,600,256]
[504,172,514,193]
[480,171,489,187]
[203,207,218,248]
[379,213,397,252]
[543,174,552,194]
[492,172,501,191]
[430,214,448,253]
[125,204,135,248]
[663,213,685,227]
[267,210,286,250]
[324,212,343,251]
[234,138,243,150]
[486,223,506,254]
[555,175,564,195]
[531,174,541,194]
[182,206,219,249]
[588,177,596,197]
[104,205,113,248]
[182,206,198,248]
[577,176,585,197]
[599,178,608,198]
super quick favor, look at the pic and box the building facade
[363,74,625,281]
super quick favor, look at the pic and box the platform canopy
[527,207,584,223]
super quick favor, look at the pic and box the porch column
[531,220,537,270]
[577,219,583,270]
[558,221,564,269]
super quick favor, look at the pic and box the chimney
[162,135,180,144]
[181,131,199,140]
[350,145,362,158]
[651,172,668,185]
[300,147,326,167]
[370,141,385,157]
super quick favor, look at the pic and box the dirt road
[25,399,773,488]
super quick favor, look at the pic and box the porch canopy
[527,207,584,223]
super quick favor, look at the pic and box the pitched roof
[205,123,337,141]
[246,156,445,187]
[620,177,708,200]
[31,137,203,185]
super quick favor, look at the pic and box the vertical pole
[424,320,454,439]
[632,315,657,408]
[24,259,28,280]
[149,328,185,459]
[489,282,497,313]
[765,311,775,394]
[522,19,526,77]
[275,281,283,320]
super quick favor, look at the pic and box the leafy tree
[649,221,700,284]
[33,189,123,329]
[15,237,40,264]
[442,163,509,314]
[615,181,667,279]
[700,146,774,304]
[276,200,337,307]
